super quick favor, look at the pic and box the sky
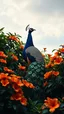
[0,0,64,54]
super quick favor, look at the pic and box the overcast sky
[0,0,64,53]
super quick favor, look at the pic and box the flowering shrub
[0,28,64,114]
[41,46,64,114]
[0,28,35,114]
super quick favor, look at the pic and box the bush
[41,46,64,114]
[0,28,35,114]
[0,28,64,114]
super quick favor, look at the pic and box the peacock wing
[25,46,44,63]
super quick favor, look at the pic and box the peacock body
[23,25,45,100]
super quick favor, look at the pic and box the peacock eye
[30,28,32,31]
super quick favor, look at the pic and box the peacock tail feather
[25,61,45,100]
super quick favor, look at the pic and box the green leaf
[13,105,17,110]
[0,27,4,32]
[52,49,56,52]
[42,109,49,114]
[60,103,64,108]
[0,67,2,71]
[0,89,6,94]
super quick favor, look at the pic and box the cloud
[26,0,64,14]
[24,0,64,37]
[0,0,64,53]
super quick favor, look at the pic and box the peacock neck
[24,32,34,49]
[23,32,34,61]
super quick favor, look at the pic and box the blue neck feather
[23,32,34,61]
[24,32,34,49]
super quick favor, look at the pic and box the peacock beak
[33,29,36,31]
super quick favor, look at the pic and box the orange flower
[4,67,14,73]
[18,65,26,70]
[0,51,8,58]
[9,75,24,86]
[22,79,30,87]
[50,55,63,65]
[12,83,21,92]
[20,45,24,50]
[1,79,9,86]
[10,74,21,79]
[0,73,8,79]
[11,93,28,106]
[10,93,22,101]
[0,59,7,63]
[52,71,59,76]
[45,62,54,68]
[43,81,48,86]
[54,51,59,56]
[20,97,27,106]
[50,55,57,62]
[22,79,35,88]
[44,97,60,113]
[54,56,63,65]
[29,83,35,88]
[43,48,47,52]
[9,36,20,42]
[17,80,24,86]
[12,54,18,61]
[44,71,52,79]
[59,48,64,53]
[9,76,19,83]
[47,54,52,58]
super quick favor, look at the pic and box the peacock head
[29,28,36,33]
[26,25,36,33]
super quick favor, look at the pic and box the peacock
[23,25,44,63]
[23,25,45,100]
